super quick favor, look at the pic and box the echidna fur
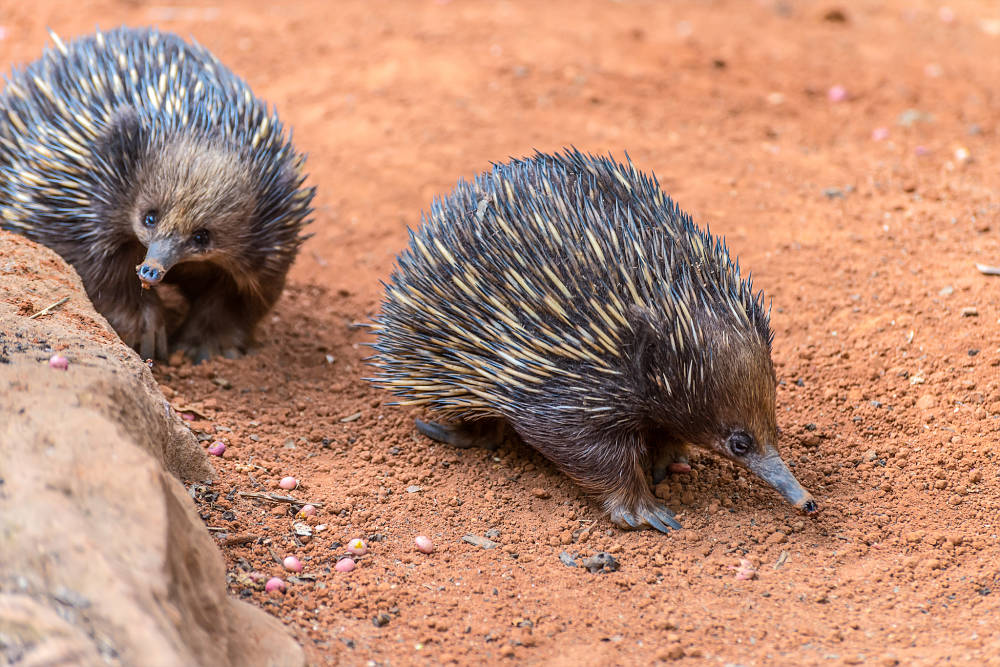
[370,148,816,531]
[0,27,313,358]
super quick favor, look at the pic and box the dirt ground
[3,0,1000,665]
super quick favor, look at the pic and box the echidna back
[372,149,771,423]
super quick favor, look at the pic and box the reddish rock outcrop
[0,232,303,667]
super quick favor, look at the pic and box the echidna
[0,27,313,361]
[369,149,817,533]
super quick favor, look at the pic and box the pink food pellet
[49,355,68,370]
[282,556,303,573]
[278,476,298,490]
[347,538,368,556]
[264,577,286,593]
[415,535,434,554]
[297,504,317,518]
[207,441,226,456]
[334,557,356,573]
[827,85,847,103]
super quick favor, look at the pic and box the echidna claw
[610,502,683,534]
[139,322,168,361]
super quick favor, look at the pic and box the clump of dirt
[3,0,1000,664]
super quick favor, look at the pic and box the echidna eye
[728,431,752,457]
[191,229,210,248]
[142,210,158,228]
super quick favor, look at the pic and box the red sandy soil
[3,1,1000,664]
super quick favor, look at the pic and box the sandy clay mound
[1,0,1000,665]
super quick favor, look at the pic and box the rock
[580,552,619,573]
[0,233,303,667]
[916,394,936,410]
[558,552,579,568]
[462,535,499,550]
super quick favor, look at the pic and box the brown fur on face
[697,333,778,458]
[130,138,257,277]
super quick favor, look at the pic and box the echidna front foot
[415,418,507,450]
[171,277,257,363]
[104,292,169,360]
[608,499,683,534]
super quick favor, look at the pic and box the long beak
[746,452,818,513]
[135,238,184,288]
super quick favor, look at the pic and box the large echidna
[0,27,313,361]
[370,149,816,533]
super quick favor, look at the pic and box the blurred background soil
[2,1,999,664]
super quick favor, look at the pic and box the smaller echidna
[369,149,816,533]
[0,27,313,361]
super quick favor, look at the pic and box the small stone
[558,552,578,568]
[406,485,422,493]
[827,85,847,102]
[960,307,978,317]
[530,487,551,499]
[580,552,619,573]
[732,558,757,580]
[462,535,498,550]
[916,395,936,410]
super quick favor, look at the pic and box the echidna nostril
[137,264,162,284]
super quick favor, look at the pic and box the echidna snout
[370,148,816,533]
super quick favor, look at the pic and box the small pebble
[49,355,69,370]
[297,504,317,518]
[279,476,298,490]
[264,577,285,593]
[462,534,498,550]
[335,557,356,573]
[347,538,368,555]
[283,556,303,573]
[415,535,434,553]
[871,127,889,141]
[732,558,757,580]
[207,441,226,457]
[827,85,847,103]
